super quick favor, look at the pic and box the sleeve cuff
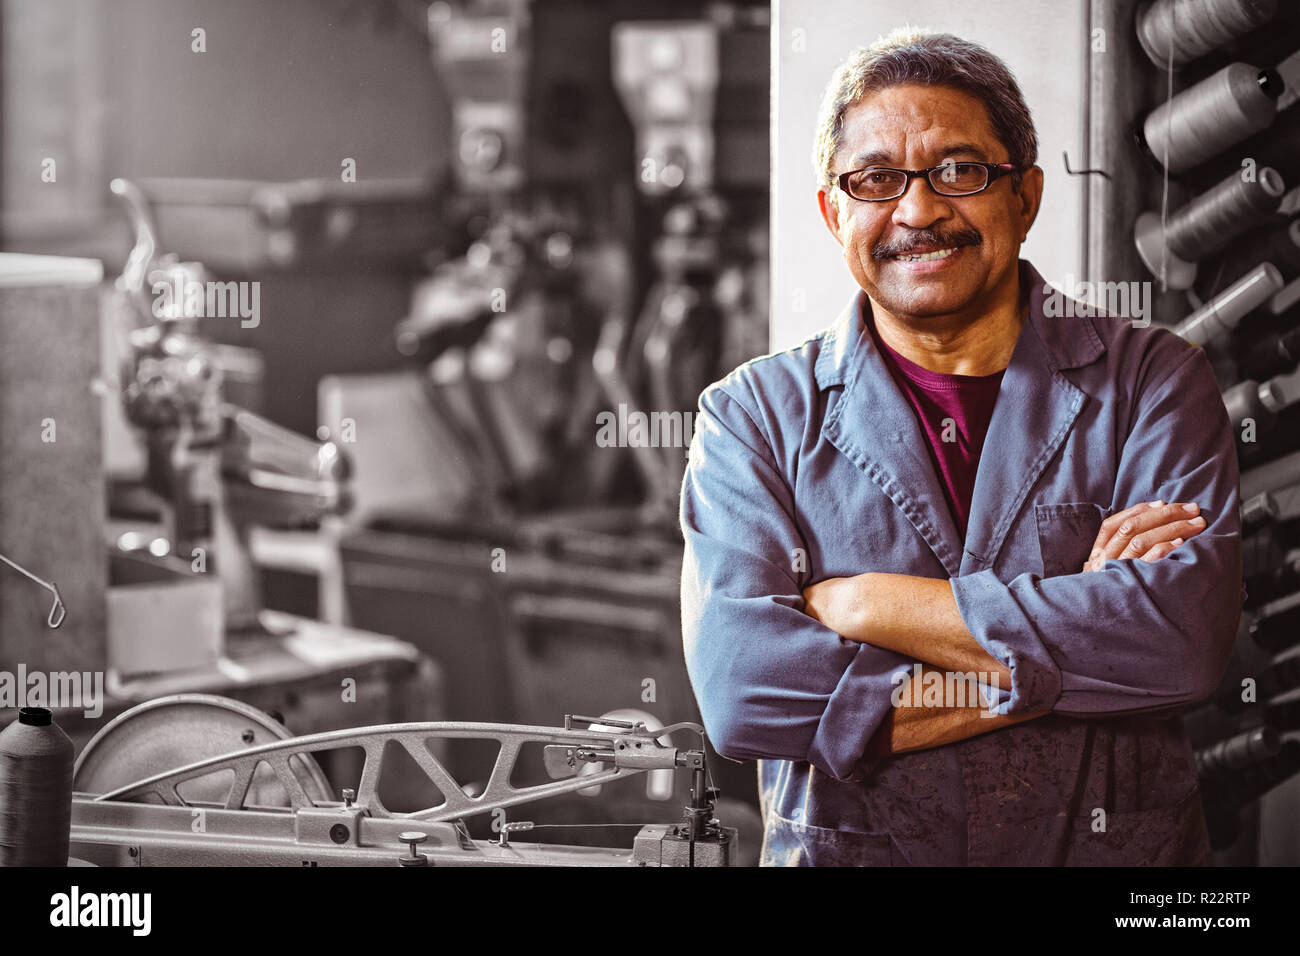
[807,645,911,781]
[949,569,1063,714]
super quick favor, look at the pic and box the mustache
[872,227,982,260]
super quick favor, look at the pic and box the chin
[870,285,972,319]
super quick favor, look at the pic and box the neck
[870,272,1026,376]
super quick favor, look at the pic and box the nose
[891,174,952,230]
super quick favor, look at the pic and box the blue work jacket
[680,260,1242,865]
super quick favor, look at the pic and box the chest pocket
[1034,502,1106,578]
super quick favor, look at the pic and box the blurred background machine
[1085,0,1300,865]
[0,0,769,857]
[329,0,770,840]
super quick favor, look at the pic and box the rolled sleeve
[951,345,1242,718]
[681,384,910,780]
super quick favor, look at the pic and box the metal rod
[0,552,65,628]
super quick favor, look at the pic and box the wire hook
[0,551,67,629]
[1062,150,1111,180]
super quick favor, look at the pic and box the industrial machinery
[108,178,351,637]
[68,695,737,867]
[329,0,770,825]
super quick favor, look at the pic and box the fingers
[1083,500,1208,571]
[1098,500,1204,562]
[1088,500,1161,569]
[1138,537,1184,563]
[1099,500,1169,561]
[1117,514,1205,559]
[1091,500,1160,559]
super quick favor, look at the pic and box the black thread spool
[1134,167,1285,288]
[1136,0,1278,70]
[1239,305,1300,380]
[1226,218,1300,282]
[1140,63,1282,175]
[0,708,74,866]
[1238,490,1279,532]
[1196,725,1281,779]
[1251,593,1300,652]
[1243,552,1300,609]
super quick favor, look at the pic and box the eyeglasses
[835,162,1018,202]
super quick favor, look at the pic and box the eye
[848,168,903,193]
[946,163,987,185]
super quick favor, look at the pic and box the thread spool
[1222,362,1300,431]
[1217,740,1300,804]
[1217,656,1274,712]
[1257,362,1300,412]
[1241,447,1300,499]
[1222,655,1300,713]
[1134,168,1285,289]
[1173,262,1283,344]
[1282,186,1300,217]
[0,708,74,866]
[1251,592,1300,652]
[1196,725,1281,779]
[1283,220,1300,271]
[1272,276,1300,315]
[1200,740,1300,848]
[1260,655,1300,704]
[1140,63,1281,174]
[1243,551,1300,609]
[1240,319,1300,380]
[1222,379,1262,430]
[1239,490,1278,533]
[1136,0,1278,70]
[1222,218,1300,285]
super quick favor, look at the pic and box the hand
[1082,499,1207,572]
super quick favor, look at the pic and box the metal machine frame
[71,707,735,867]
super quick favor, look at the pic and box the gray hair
[813,28,1038,193]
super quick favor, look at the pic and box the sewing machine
[69,695,737,867]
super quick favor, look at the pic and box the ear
[1014,165,1045,242]
[817,186,845,247]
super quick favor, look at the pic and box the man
[679,29,1242,866]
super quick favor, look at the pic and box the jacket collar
[818,260,1105,576]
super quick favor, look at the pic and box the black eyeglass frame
[834,161,1019,202]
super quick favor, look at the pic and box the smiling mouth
[873,227,982,262]
[894,247,957,262]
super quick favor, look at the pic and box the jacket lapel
[820,293,966,577]
[959,307,1083,574]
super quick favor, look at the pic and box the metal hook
[1062,150,1111,180]
[0,551,67,629]
[47,584,67,629]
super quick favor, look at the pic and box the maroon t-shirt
[869,319,1006,541]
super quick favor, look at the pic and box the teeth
[897,247,955,262]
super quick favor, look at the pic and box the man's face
[817,83,1043,325]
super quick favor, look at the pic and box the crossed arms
[680,347,1241,780]
[802,500,1210,755]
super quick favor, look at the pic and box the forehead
[837,84,1001,164]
